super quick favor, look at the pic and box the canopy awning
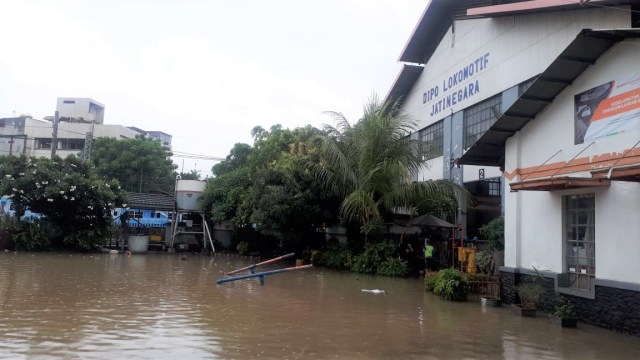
[458,29,640,167]
[126,192,175,211]
[591,164,640,182]
[509,177,610,192]
[410,214,456,228]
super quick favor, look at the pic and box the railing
[104,224,169,250]
[467,275,501,298]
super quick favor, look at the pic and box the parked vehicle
[111,207,170,227]
[0,196,43,221]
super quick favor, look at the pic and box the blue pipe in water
[216,265,312,285]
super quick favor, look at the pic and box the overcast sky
[0,0,427,176]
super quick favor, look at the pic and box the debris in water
[361,289,387,294]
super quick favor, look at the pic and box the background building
[146,131,172,148]
[56,97,105,124]
[0,97,170,159]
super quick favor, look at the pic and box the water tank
[175,180,206,211]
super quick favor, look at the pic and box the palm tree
[309,96,463,239]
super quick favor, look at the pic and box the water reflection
[0,252,638,359]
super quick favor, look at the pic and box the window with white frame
[564,194,595,291]
[419,120,443,160]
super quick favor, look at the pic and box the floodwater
[0,253,639,360]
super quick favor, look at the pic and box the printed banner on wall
[575,74,640,144]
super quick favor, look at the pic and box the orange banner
[591,87,640,122]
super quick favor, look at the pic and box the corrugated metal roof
[400,1,498,64]
[384,64,424,105]
[467,0,633,18]
[458,28,640,167]
[126,192,175,211]
[395,0,635,92]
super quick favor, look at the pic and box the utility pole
[81,119,95,161]
[2,135,27,155]
[51,111,59,157]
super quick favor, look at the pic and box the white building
[386,0,639,335]
[0,97,170,159]
[0,116,143,158]
[56,97,105,124]
[146,131,172,148]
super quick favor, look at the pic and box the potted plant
[515,282,544,317]
[553,297,578,328]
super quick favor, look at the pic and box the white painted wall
[516,190,563,273]
[506,41,640,176]
[596,182,640,284]
[27,121,141,140]
[400,7,629,131]
[463,165,502,183]
[0,117,144,157]
[504,39,640,285]
[56,98,105,124]
[400,6,629,184]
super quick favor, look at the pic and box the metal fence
[467,275,501,298]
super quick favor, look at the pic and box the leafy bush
[310,250,325,266]
[3,219,49,251]
[475,250,493,274]
[553,297,576,319]
[377,258,408,277]
[0,154,126,251]
[433,268,469,301]
[236,241,249,255]
[315,241,408,276]
[479,216,504,251]
[62,227,108,251]
[424,273,438,292]
[321,246,353,270]
[350,252,376,273]
[465,273,493,282]
[516,267,547,308]
[516,283,544,308]
[350,241,397,274]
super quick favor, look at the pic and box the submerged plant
[553,297,576,319]
[433,268,468,301]
[516,283,544,309]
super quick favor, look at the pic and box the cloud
[0,0,428,175]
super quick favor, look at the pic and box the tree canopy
[202,126,341,253]
[309,96,463,237]
[0,154,126,250]
[179,169,202,181]
[91,136,177,193]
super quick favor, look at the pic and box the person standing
[424,239,435,271]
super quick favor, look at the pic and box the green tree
[0,154,126,250]
[309,96,463,239]
[479,216,504,251]
[245,125,340,252]
[202,126,341,254]
[211,143,252,176]
[91,136,177,193]
[179,169,201,180]
[202,143,253,225]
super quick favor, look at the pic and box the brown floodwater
[0,252,639,359]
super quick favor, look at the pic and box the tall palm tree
[310,96,463,238]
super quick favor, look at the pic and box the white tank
[175,180,206,211]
